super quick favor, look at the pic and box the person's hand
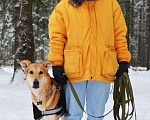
[52,66,66,86]
[115,61,129,78]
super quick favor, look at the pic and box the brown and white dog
[19,60,65,120]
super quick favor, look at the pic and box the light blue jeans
[64,80,110,120]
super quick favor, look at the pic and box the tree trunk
[138,7,142,66]
[147,0,150,70]
[1,0,7,66]
[11,0,34,82]
[126,0,131,51]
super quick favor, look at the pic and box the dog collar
[35,86,61,98]
[32,86,61,105]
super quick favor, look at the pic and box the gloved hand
[115,61,129,78]
[52,66,67,86]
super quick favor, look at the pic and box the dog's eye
[29,71,33,74]
[39,71,43,74]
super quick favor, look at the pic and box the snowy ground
[0,66,150,120]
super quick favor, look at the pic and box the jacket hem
[67,76,115,83]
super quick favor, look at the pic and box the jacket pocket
[101,47,118,78]
[64,48,82,78]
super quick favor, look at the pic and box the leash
[63,72,136,119]
[113,72,136,120]
[63,73,113,118]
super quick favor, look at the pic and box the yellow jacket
[48,0,131,83]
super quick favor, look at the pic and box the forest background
[0,0,150,81]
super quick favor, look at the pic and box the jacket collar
[68,0,95,7]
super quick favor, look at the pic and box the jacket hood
[68,0,95,7]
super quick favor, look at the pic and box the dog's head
[18,60,54,94]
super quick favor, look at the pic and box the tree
[146,0,150,70]
[0,0,7,66]
[11,0,34,82]
[32,0,60,62]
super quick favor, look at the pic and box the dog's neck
[31,77,60,111]
[32,86,52,102]
[31,86,53,105]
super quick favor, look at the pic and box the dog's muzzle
[33,79,39,89]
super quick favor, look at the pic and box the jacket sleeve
[112,0,131,62]
[48,2,67,66]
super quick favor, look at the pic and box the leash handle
[62,73,113,118]
[113,72,137,120]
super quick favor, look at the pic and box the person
[48,0,131,119]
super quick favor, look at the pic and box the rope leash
[63,72,136,120]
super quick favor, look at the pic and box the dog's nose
[33,79,39,89]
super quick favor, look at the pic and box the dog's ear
[18,60,31,71]
[42,61,54,69]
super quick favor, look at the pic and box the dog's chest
[32,92,56,111]
[40,115,59,120]
[36,100,47,111]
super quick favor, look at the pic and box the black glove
[115,61,129,78]
[52,66,66,86]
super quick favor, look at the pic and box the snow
[0,67,150,120]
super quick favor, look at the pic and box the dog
[19,60,65,120]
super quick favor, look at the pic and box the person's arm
[48,2,67,85]
[48,2,67,66]
[112,0,131,63]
